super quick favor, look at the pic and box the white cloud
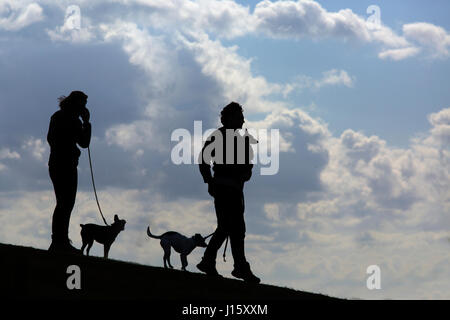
[0,1,44,31]
[0,147,20,172]
[176,0,255,39]
[252,0,450,61]
[177,30,287,114]
[427,108,450,147]
[0,147,20,160]
[403,22,450,58]
[254,1,369,41]
[46,6,95,43]
[315,69,354,88]
[253,0,409,49]
[378,46,421,61]
[22,138,46,161]
[4,0,450,62]
[105,120,169,153]
[47,25,94,43]
[282,69,355,97]
[101,21,176,94]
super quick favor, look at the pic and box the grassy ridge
[0,242,339,301]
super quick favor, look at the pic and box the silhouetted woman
[47,91,91,253]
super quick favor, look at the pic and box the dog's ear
[114,214,119,222]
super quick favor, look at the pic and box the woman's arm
[77,108,91,148]
[77,121,91,148]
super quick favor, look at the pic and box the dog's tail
[147,226,162,239]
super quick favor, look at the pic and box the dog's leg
[180,254,188,271]
[80,239,87,255]
[104,244,110,259]
[161,241,173,269]
[86,240,94,256]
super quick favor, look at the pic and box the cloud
[0,147,21,172]
[403,22,450,58]
[253,0,409,49]
[0,148,20,160]
[0,1,44,31]
[22,138,46,161]
[427,108,450,147]
[177,30,288,114]
[282,69,355,97]
[33,0,450,62]
[314,69,354,88]
[46,5,95,43]
[254,0,369,41]
[378,46,421,61]
[251,1,450,61]
[174,0,255,39]
[101,21,177,94]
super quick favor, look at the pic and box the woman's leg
[49,165,78,244]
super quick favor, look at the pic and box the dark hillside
[0,242,341,316]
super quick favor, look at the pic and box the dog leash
[88,146,110,226]
[222,236,228,262]
[203,232,229,262]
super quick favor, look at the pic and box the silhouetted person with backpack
[47,91,91,254]
[197,102,260,284]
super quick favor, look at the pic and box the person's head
[58,91,88,116]
[220,101,244,129]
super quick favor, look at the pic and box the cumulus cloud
[256,106,450,298]
[253,0,409,50]
[106,0,254,38]
[427,108,450,147]
[403,22,450,59]
[22,138,46,161]
[101,21,177,94]
[0,147,21,172]
[0,147,20,160]
[254,0,370,41]
[46,5,95,43]
[314,69,354,88]
[251,1,450,61]
[378,46,421,61]
[34,0,450,61]
[0,1,44,31]
[177,30,288,114]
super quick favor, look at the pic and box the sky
[0,0,449,300]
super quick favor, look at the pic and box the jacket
[199,127,254,189]
[47,109,91,167]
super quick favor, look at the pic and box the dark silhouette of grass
[0,242,340,301]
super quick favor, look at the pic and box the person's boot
[48,235,64,252]
[231,262,260,284]
[48,236,80,255]
[196,259,222,277]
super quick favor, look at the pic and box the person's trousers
[203,184,247,268]
[49,164,78,242]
